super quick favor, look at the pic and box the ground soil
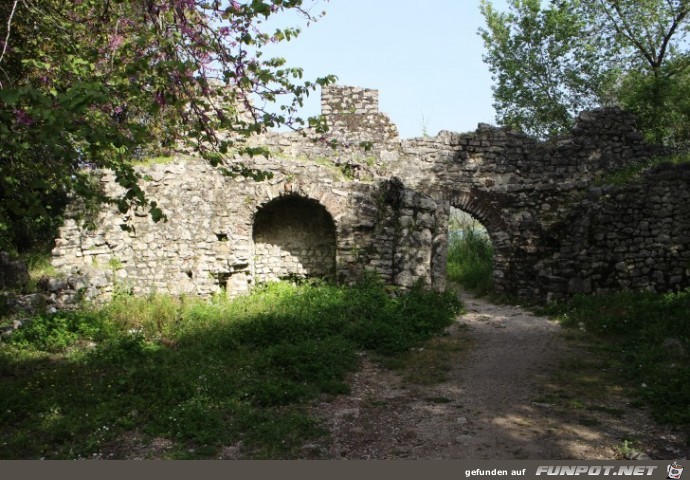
[307,290,689,460]
[109,289,689,460]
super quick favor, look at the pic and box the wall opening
[252,195,336,284]
[446,207,494,295]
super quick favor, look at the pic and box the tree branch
[600,0,658,71]
[656,4,690,70]
[0,0,20,69]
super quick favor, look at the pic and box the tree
[479,0,607,138]
[479,0,690,142]
[591,0,690,144]
[0,0,334,251]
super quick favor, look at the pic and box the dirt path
[309,291,688,460]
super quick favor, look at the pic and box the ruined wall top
[48,84,690,303]
[320,85,399,143]
[572,107,642,140]
[321,85,381,116]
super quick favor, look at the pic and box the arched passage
[252,195,337,283]
[446,207,494,295]
[441,190,512,295]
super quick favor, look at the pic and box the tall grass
[0,250,60,296]
[0,278,461,459]
[21,250,61,292]
[446,226,494,296]
[541,290,690,438]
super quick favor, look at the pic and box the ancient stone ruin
[51,85,690,302]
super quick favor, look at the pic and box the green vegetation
[480,0,690,144]
[359,141,374,152]
[446,209,494,296]
[381,330,471,386]
[107,258,124,271]
[130,156,176,168]
[598,160,659,187]
[0,278,461,459]
[0,250,62,296]
[540,290,690,436]
[598,152,690,186]
[339,164,356,181]
[20,250,61,294]
[23,251,58,280]
[277,154,347,182]
[0,0,335,255]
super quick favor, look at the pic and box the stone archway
[252,194,337,284]
[446,206,494,292]
[443,190,512,295]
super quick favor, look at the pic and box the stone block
[0,252,29,290]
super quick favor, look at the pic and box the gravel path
[310,290,688,460]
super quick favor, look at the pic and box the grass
[1,250,62,296]
[0,277,461,459]
[23,251,59,280]
[0,250,59,322]
[129,155,176,167]
[532,352,630,438]
[22,251,61,291]
[380,329,471,385]
[446,226,494,296]
[540,289,690,441]
[597,152,690,186]
[275,154,349,182]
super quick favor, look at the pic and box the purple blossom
[154,92,166,106]
[13,108,34,127]
[109,34,124,51]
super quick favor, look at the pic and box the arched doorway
[446,206,494,295]
[252,195,337,284]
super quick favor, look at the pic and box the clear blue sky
[261,0,510,138]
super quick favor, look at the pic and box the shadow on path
[309,290,688,460]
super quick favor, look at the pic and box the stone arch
[249,181,349,225]
[443,189,512,294]
[252,193,337,284]
[447,191,509,249]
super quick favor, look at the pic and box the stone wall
[320,85,399,143]
[51,84,690,302]
[253,195,337,282]
[536,163,690,299]
[52,152,446,300]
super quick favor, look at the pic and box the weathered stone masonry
[253,195,337,283]
[52,85,690,301]
[52,152,446,299]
